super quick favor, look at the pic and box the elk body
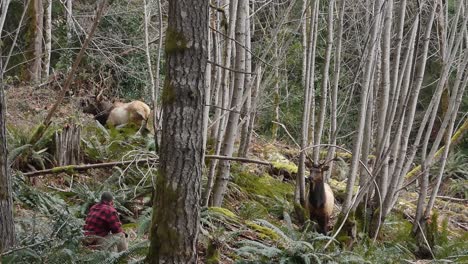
[308,165,334,234]
[81,91,152,133]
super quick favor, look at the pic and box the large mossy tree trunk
[0,60,15,254]
[146,0,208,262]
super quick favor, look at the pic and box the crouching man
[83,191,128,252]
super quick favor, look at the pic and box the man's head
[101,191,114,203]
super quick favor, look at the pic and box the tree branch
[22,155,271,177]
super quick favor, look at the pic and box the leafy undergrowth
[2,119,467,263]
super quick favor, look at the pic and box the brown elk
[308,163,335,234]
[81,89,152,134]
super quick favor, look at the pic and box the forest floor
[3,85,468,263]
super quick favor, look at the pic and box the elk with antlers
[81,88,152,134]
[308,162,335,234]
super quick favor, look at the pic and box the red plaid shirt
[84,201,123,237]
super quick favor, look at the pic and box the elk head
[307,161,334,235]
[80,88,114,125]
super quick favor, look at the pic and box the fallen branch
[436,195,467,203]
[21,155,271,177]
[1,238,56,256]
[22,158,158,177]
[205,155,271,166]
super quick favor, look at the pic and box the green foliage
[136,208,153,236]
[235,217,362,264]
[434,232,468,262]
[446,178,467,199]
[271,161,298,174]
[3,172,150,263]
[81,122,153,162]
[7,124,57,171]
[351,239,412,264]
[438,151,468,180]
[232,169,294,204]
[240,201,269,220]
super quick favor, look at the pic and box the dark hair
[101,191,114,202]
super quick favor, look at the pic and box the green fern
[81,122,152,163]
[7,124,57,171]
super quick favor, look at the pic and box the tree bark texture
[0,59,15,253]
[43,0,52,80]
[28,0,43,83]
[0,0,11,34]
[55,124,81,166]
[146,0,208,263]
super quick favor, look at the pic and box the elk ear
[322,166,330,172]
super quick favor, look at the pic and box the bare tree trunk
[241,66,261,158]
[271,6,280,140]
[374,0,393,200]
[202,0,236,206]
[342,0,382,213]
[381,1,437,219]
[306,0,319,146]
[312,0,334,164]
[0,57,15,254]
[152,0,163,150]
[381,14,419,218]
[66,0,73,69]
[414,6,467,233]
[203,13,212,154]
[29,0,44,83]
[42,0,52,81]
[212,0,247,207]
[144,0,156,102]
[325,0,345,180]
[297,0,317,205]
[424,50,468,219]
[238,1,253,157]
[387,0,407,177]
[0,0,11,34]
[209,2,224,140]
[358,68,375,191]
[146,0,208,262]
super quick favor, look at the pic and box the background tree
[0,57,15,255]
[146,0,208,262]
[211,0,247,207]
[0,1,15,254]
